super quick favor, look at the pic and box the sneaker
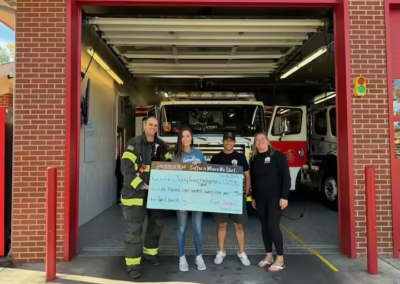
[179,256,189,272]
[238,251,251,266]
[214,250,226,264]
[195,255,207,271]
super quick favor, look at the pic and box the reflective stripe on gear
[143,247,158,256]
[144,165,150,172]
[122,152,137,164]
[165,152,172,160]
[247,196,252,202]
[126,257,141,266]
[131,176,143,189]
[121,198,143,206]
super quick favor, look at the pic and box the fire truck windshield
[160,104,264,136]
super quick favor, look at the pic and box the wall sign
[84,119,96,163]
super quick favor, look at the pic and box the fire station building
[1,0,400,264]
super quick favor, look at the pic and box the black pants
[256,199,284,256]
[122,205,164,272]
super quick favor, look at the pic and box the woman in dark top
[249,132,291,272]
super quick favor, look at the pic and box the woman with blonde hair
[249,132,291,272]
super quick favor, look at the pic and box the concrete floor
[78,195,339,257]
[2,255,400,284]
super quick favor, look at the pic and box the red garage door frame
[65,0,356,262]
[385,0,400,260]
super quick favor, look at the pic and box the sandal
[268,261,286,272]
[258,258,274,268]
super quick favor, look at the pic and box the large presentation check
[147,162,244,214]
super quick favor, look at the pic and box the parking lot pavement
[1,254,400,284]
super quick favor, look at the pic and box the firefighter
[120,116,172,279]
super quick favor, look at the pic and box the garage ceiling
[91,17,325,79]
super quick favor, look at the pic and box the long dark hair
[174,127,194,159]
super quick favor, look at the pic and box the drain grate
[285,244,339,250]
[80,244,339,252]
[80,244,269,252]
[80,245,264,252]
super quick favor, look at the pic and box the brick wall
[0,93,13,107]
[13,0,66,262]
[349,0,393,258]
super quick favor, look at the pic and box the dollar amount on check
[147,162,244,214]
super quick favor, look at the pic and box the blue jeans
[176,210,203,257]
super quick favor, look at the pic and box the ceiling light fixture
[87,48,123,85]
[314,93,336,104]
[280,46,328,79]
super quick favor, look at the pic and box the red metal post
[46,167,57,282]
[0,108,5,257]
[365,166,378,275]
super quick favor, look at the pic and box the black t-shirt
[210,151,249,172]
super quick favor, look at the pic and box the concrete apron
[1,255,400,284]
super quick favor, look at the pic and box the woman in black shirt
[250,132,291,272]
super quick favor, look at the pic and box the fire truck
[134,92,266,202]
[265,95,338,211]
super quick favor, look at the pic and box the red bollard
[365,166,378,275]
[46,167,57,282]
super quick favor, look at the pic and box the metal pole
[46,167,57,282]
[365,166,378,275]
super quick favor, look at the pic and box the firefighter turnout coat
[120,132,171,271]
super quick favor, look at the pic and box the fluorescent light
[280,109,290,114]
[280,46,328,79]
[314,93,336,104]
[87,48,123,85]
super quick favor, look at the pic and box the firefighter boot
[143,254,160,266]
[128,265,142,279]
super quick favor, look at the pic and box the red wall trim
[334,0,356,259]
[77,0,339,7]
[0,108,5,257]
[67,0,355,260]
[65,0,82,262]
[384,0,400,259]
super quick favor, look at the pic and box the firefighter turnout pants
[122,203,163,272]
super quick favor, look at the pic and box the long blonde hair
[252,132,275,159]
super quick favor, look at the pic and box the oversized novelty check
[147,162,244,214]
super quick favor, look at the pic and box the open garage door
[90,17,325,79]
[75,7,347,263]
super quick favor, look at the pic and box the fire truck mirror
[280,118,291,134]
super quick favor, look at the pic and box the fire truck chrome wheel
[324,176,337,202]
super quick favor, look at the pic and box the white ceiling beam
[127,62,277,68]
[128,70,273,74]
[107,39,302,46]
[122,51,284,59]
[92,18,324,27]
[132,74,271,78]
[228,46,238,65]
[98,25,318,33]
[102,31,309,40]
[129,69,275,73]
[172,46,178,64]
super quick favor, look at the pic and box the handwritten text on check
[147,162,244,214]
